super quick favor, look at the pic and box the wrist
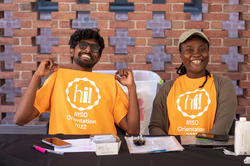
[127,83,136,91]
[33,72,42,80]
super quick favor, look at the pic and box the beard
[73,52,99,69]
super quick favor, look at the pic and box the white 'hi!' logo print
[176,89,211,119]
[66,78,101,111]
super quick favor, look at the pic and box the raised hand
[115,68,135,88]
[34,59,58,78]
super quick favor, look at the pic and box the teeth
[192,60,201,64]
[80,54,90,59]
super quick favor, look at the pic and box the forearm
[126,84,140,135]
[14,74,41,125]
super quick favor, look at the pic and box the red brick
[20,37,32,46]
[224,39,247,47]
[239,30,250,38]
[110,21,135,29]
[239,81,250,89]
[59,20,71,28]
[13,12,37,19]
[224,72,246,80]
[0,37,19,45]
[136,21,146,29]
[211,22,222,29]
[93,64,115,70]
[14,63,37,71]
[185,22,209,29]
[14,80,30,87]
[72,4,94,11]
[241,0,250,4]
[0,105,15,113]
[224,5,248,12]
[91,12,114,20]
[128,13,152,20]
[206,64,228,72]
[171,55,182,63]
[245,89,250,97]
[97,3,109,11]
[240,64,250,72]
[135,38,146,46]
[146,4,171,11]
[52,29,75,37]
[129,30,152,37]
[58,3,70,12]
[148,38,172,46]
[166,47,179,55]
[21,20,32,28]
[240,48,250,55]
[19,3,32,11]
[134,4,146,11]
[238,97,250,106]
[203,30,228,38]
[127,64,152,70]
[98,55,109,63]
[98,20,109,29]
[52,46,70,54]
[209,47,228,55]
[128,47,151,54]
[211,55,221,63]
[52,12,76,20]
[110,55,133,63]
[0,4,18,10]
[33,54,57,62]
[209,4,222,12]
[203,13,228,20]
[172,21,184,29]
[34,20,52,28]
[102,46,114,54]
[236,106,246,115]
[13,46,37,54]
[0,72,14,79]
[21,71,33,79]
[165,13,189,20]
[135,55,146,63]
[59,55,71,63]
[210,39,222,46]
[172,4,184,12]
[21,54,32,62]
[14,29,37,37]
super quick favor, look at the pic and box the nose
[192,49,202,57]
[84,45,91,52]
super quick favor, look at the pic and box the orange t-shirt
[167,74,217,135]
[34,68,128,135]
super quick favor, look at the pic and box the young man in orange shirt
[14,29,140,135]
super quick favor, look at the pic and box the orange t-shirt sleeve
[34,72,57,114]
[113,82,128,126]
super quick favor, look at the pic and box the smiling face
[180,36,209,78]
[71,39,101,71]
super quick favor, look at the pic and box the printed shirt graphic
[34,68,128,135]
[167,74,217,135]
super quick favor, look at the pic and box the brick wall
[0,0,250,125]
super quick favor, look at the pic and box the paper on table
[180,135,234,146]
[125,136,184,154]
[54,138,96,153]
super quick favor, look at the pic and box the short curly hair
[69,28,105,56]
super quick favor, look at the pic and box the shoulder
[213,74,233,86]
[157,79,176,96]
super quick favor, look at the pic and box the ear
[70,48,74,57]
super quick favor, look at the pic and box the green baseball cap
[178,29,209,49]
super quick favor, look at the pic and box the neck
[70,63,93,72]
[186,71,206,78]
